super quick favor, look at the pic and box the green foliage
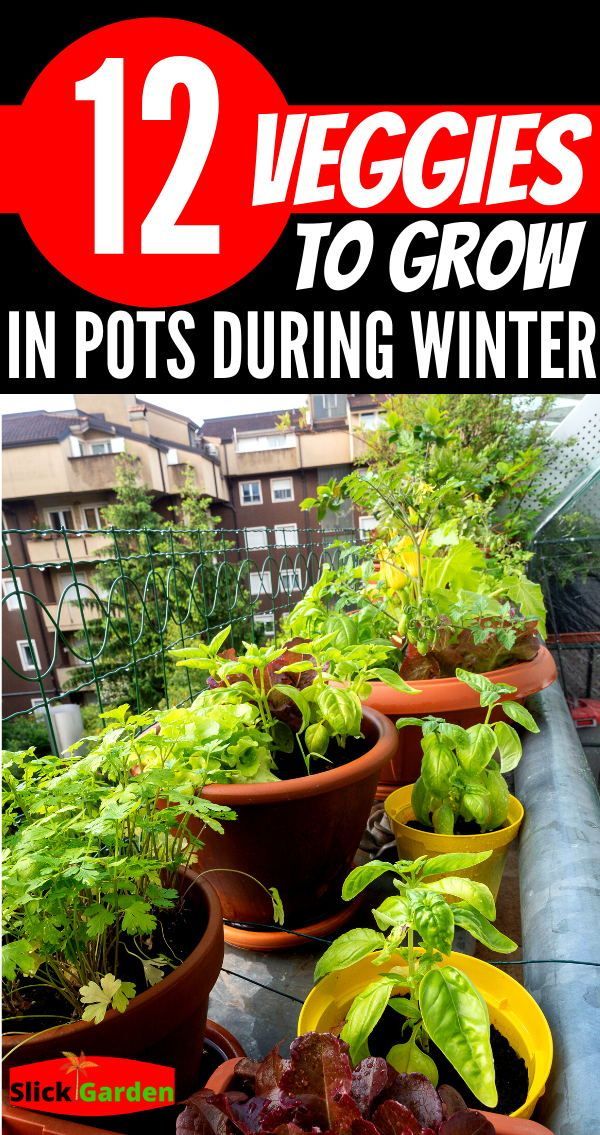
[356,393,563,546]
[2,714,52,756]
[67,455,252,713]
[301,467,546,675]
[2,708,235,1024]
[404,669,539,834]
[315,853,518,1107]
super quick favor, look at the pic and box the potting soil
[368,1006,528,1115]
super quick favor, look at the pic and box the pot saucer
[223,895,363,951]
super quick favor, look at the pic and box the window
[254,612,275,637]
[3,576,26,611]
[312,394,348,421]
[47,508,74,531]
[274,523,299,548]
[279,568,302,594]
[17,639,40,671]
[82,505,106,529]
[236,432,296,453]
[359,515,378,539]
[240,480,262,506]
[244,527,268,550]
[73,437,123,457]
[359,411,386,431]
[271,477,294,503]
[2,513,10,543]
[249,570,273,596]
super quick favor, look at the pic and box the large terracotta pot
[203,1061,555,1133]
[364,646,557,797]
[2,871,224,1099]
[193,707,399,928]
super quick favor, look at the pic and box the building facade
[2,393,385,714]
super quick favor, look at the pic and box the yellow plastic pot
[298,950,552,1120]
[385,785,524,902]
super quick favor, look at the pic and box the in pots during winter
[169,629,402,937]
[301,854,552,1117]
[2,706,230,1093]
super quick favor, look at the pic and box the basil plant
[315,853,518,1108]
[398,669,539,834]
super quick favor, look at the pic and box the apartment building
[2,392,386,712]
[202,393,387,633]
[2,394,230,714]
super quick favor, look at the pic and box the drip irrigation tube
[515,681,600,1134]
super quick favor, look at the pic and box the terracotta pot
[1,1022,245,1135]
[193,707,399,927]
[2,870,224,1099]
[364,646,556,795]
[204,1020,246,1064]
[1,1102,121,1135]
[202,1062,555,1134]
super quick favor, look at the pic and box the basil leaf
[456,724,497,775]
[409,889,454,954]
[493,720,522,773]
[502,701,540,733]
[424,877,495,921]
[420,966,497,1107]
[314,927,385,982]
[420,851,492,878]
[453,903,517,953]
[342,861,396,901]
[341,976,399,1064]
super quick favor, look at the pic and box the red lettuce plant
[176,1033,495,1135]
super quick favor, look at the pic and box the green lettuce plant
[398,669,540,833]
[314,852,518,1107]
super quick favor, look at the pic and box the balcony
[26,533,109,567]
[42,601,100,633]
[55,664,91,690]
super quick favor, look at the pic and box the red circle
[19,18,290,305]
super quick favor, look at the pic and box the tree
[68,455,253,715]
[354,394,564,545]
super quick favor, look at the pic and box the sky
[0,393,308,420]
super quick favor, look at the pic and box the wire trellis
[2,523,360,755]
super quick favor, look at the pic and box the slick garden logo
[8,1053,176,1116]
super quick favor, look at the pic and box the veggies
[314,853,518,1107]
[400,669,539,834]
[176,1031,495,1135]
[172,625,417,776]
[301,467,547,678]
[2,706,235,1024]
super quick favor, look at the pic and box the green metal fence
[2,523,360,754]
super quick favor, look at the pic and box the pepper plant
[2,705,236,1026]
[398,669,540,833]
[314,852,518,1108]
[172,625,417,774]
